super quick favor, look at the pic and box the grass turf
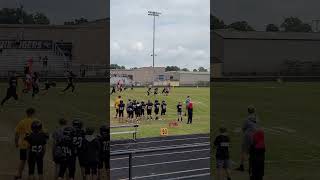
[110,87,210,139]
[211,82,320,180]
[0,82,107,179]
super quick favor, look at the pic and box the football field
[211,82,320,180]
[110,87,210,139]
[0,82,107,180]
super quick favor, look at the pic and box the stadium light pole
[148,11,161,84]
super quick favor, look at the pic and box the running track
[110,134,211,180]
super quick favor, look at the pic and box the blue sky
[110,0,210,70]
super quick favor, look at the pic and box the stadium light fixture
[148,11,161,84]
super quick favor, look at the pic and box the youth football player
[31,72,40,98]
[98,125,110,180]
[57,127,76,180]
[61,71,76,93]
[160,100,167,120]
[25,121,49,180]
[1,73,18,106]
[118,100,125,123]
[177,102,183,121]
[82,127,101,180]
[154,100,160,120]
[214,127,232,180]
[146,100,153,120]
[141,101,146,118]
[72,119,86,179]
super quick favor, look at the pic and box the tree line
[0,8,88,25]
[211,15,313,32]
[110,64,208,72]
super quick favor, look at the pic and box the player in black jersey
[41,80,56,95]
[1,73,18,106]
[32,72,40,98]
[118,100,125,123]
[62,70,76,93]
[98,125,110,180]
[82,127,101,180]
[56,127,76,180]
[154,100,160,120]
[214,127,231,180]
[141,101,146,118]
[160,100,167,120]
[24,121,49,180]
[127,102,134,123]
[177,102,183,121]
[71,119,86,180]
[111,86,116,94]
[154,87,158,96]
[146,100,153,120]
[147,87,152,96]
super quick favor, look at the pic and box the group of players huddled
[14,108,110,180]
[1,66,77,107]
[114,95,186,124]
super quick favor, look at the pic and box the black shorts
[58,158,76,178]
[20,149,27,161]
[141,110,145,115]
[85,162,98,175]
[136,111,141,117]
[98,158,110,170]
[28,155,43,175]
[116,109,119,114]
[147,110,152,115]
[119,110,124,117]
[161,110,166,115]
[154,109,159,115]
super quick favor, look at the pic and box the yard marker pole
[129,153,133,180]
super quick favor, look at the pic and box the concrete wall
[179,72,210,85]
[223,39,320,75]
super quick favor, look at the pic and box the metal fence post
[129,152,133,180]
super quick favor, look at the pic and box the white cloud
[111,0,210,70]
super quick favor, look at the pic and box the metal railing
[110,142,210,180]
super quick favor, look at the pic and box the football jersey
[98,136,110,159]
[119,103,125,111]
[177,104,183,112]
[82,135,101,163]
[161,103,167,110]
[25,132,49,157]
[72,128,85,153]
[154,102,160,110]
[214,134,230,160]
[146,103,153,110]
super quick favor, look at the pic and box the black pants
[58,158,76,178]
[249,149,265,180]
[28,155,44,175]
[1,87,18,105]
[62,83,75,92]
[187,109,193,124]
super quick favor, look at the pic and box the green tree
[110,64,126,69]
[181,68,190,72]
[165,66,180,72]
[211,15,225,30]
[266,24,279,32]
[227,21,255,31]
[198,67,208,72]
[281,17,312,32]
[64,17,88,25]
[193,69,198,72]
[33,12,50,24]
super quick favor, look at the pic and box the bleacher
[0,48,67,77]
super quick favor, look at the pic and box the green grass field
[0,82,106,179]
[211,82,320,180]
[110,87,210,139]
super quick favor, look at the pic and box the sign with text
[0,40,53,49]
[160,128,168,136]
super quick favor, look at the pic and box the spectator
[236,105,258,172]
[249,128,265,180]
[187,100,193,124]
